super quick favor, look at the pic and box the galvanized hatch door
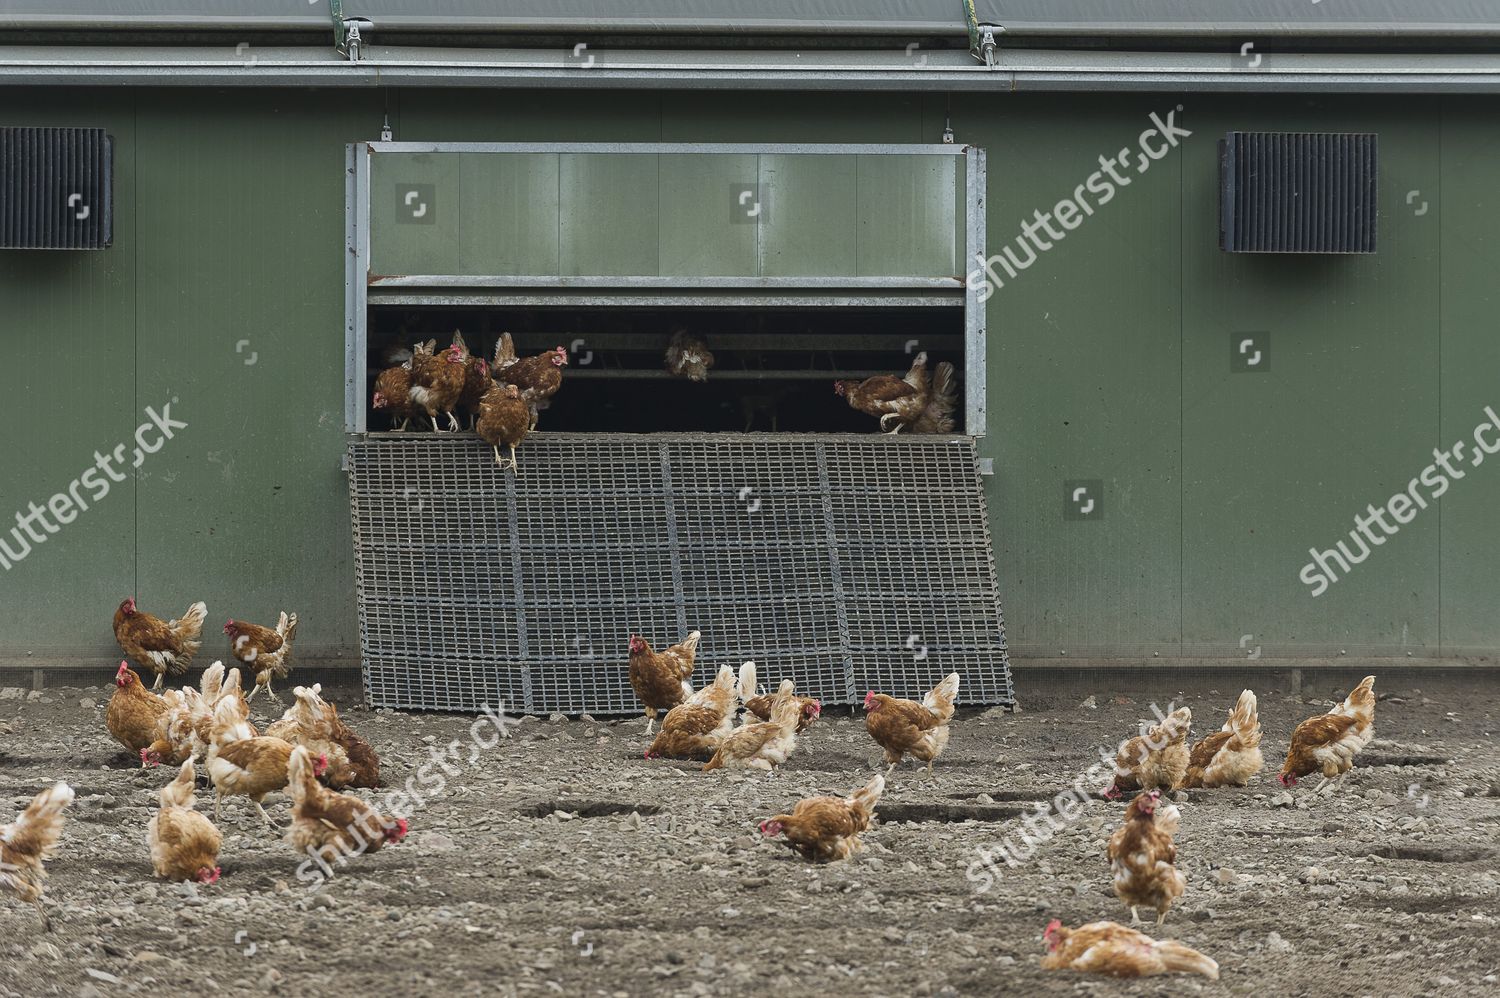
[348,433,1013,715]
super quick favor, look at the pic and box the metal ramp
[347,433,1013,715]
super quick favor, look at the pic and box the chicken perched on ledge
[1107,789,1185,926]
[760,773,885,863]
[409,339,467,432]
[494,333,568,429]
[646,662,755,761]
[1280,675,1377,793]
[225,613,298,703]
[1,782,74,930]
[1183,689,1263,788]
[372,363,416,431]
[834,353,930,434]
[1106,707,1193,798]
[863,672,961,774]
[148,760,222,885]
[114,597,207,691]
[628,630,701,735]
[1041,920,1218,980]
[476,381,531,470]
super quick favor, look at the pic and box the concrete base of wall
[6,656,1495,715]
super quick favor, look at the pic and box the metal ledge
[5,45,1500,92]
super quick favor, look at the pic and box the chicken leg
[151,672,165,692]
[252,798,279,829]
[1129,906,1141,926]
[446,411,461,432]
[33,898,51,932]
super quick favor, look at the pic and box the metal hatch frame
[344,140,986,437]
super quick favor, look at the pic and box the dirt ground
[1,671,1496,998]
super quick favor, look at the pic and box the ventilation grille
[347,433,1014,715]
[0,127,113,250]
[1220,131,1377,254]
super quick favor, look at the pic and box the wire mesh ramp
[347,433,1014,715]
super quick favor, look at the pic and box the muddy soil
[1,673,1496,997]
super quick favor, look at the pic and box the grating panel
[348,433,1013,714]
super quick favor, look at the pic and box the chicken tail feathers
[1341,675,1377,723]
[277,611,299,649]
[1226,689,1261,748]
[5,783,74,865]
[737,661,757,704]
[1155,941,1220,980]
[850,773,885,815]
[493,331,517,369]
[923,672,961,720]
[913,361,958,434]
[199,660,226,703]
[169,601,208,674]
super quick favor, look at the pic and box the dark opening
[366,305,965,434]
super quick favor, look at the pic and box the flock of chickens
[372,331,566,469]
[628,630,1383,982]
[368,329,959,468]
[1,601,1382,984]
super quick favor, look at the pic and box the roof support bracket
[974,25,1002,69]
[961,0,1002,69]
[329,0,371,62]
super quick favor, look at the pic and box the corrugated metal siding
[1,87,1497,670]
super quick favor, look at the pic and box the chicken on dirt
[1183,689,1263,788]
[148,759,223,885]
[863,672,960,774]
[1280,675,1377,794]
[1041,920,1218,980]
[224,613,298,703]
[285,746,406,868]
[1105,707,1193,798]
[646,661,755,761]
[113,597,207,691]
[759,773,884,862]
[702,689,802,772]
[1,782,74,930]
[1107,789,1185,926]
[106,661,170,759]
[205,697,320,829]
[627,630,701,735]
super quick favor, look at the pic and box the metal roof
[3,1,1500,38]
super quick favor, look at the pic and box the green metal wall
[0,87,1494,667]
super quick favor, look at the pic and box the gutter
[4,45,1500,93]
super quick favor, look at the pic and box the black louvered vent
[0,127,113,250]
[1220,131,1377,254]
